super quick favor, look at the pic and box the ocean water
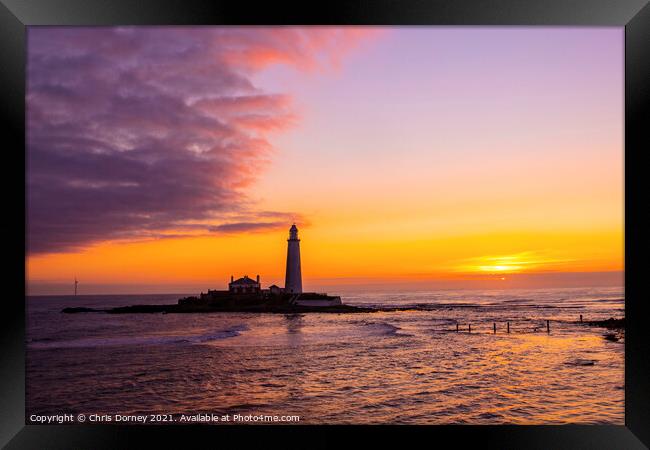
[26,287,624,424]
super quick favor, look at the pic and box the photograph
[25,26,625,426]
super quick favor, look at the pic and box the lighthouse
[284,224,302,293]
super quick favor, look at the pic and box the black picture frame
[2,0,648,448]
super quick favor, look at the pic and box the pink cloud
[219,27,383,71]
[27,27,376,254]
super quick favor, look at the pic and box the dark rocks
[566,358,597,366]
[62,301,375,314]
[584,317,625,329]
[61,307,103,313]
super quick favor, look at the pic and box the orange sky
[27,223,623,294]
[26,27,624,295]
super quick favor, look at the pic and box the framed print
[1,0,649,448]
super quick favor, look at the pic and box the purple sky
[27,27,623,266]
[27,27,374,253]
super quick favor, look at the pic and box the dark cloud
[209,221,288,234]
[26,27,374,254]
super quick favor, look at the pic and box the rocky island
[62,291,373,314]
[63,224,372,314]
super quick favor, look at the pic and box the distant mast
[284,224,302,293]
[74,277,79,296]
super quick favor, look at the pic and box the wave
[365,321,413,337]
[28,324,249,349]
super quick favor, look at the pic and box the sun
[478,264,523,273]
[451,253,542,274]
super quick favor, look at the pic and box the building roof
[230,276,259,285]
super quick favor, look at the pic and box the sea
[26,286,624,424]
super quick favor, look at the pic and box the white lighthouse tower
[284,224,302,294]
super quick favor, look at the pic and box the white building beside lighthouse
[191,223,341,307]
[284,224,302,294]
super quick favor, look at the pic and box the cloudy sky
[26,27,623,294]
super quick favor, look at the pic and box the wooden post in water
[580,314,583,323]
[468,324,471,333]
[507,322,510,333]
[456,323,459,332]
[493,322,496,334]
[546,320,550,333]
